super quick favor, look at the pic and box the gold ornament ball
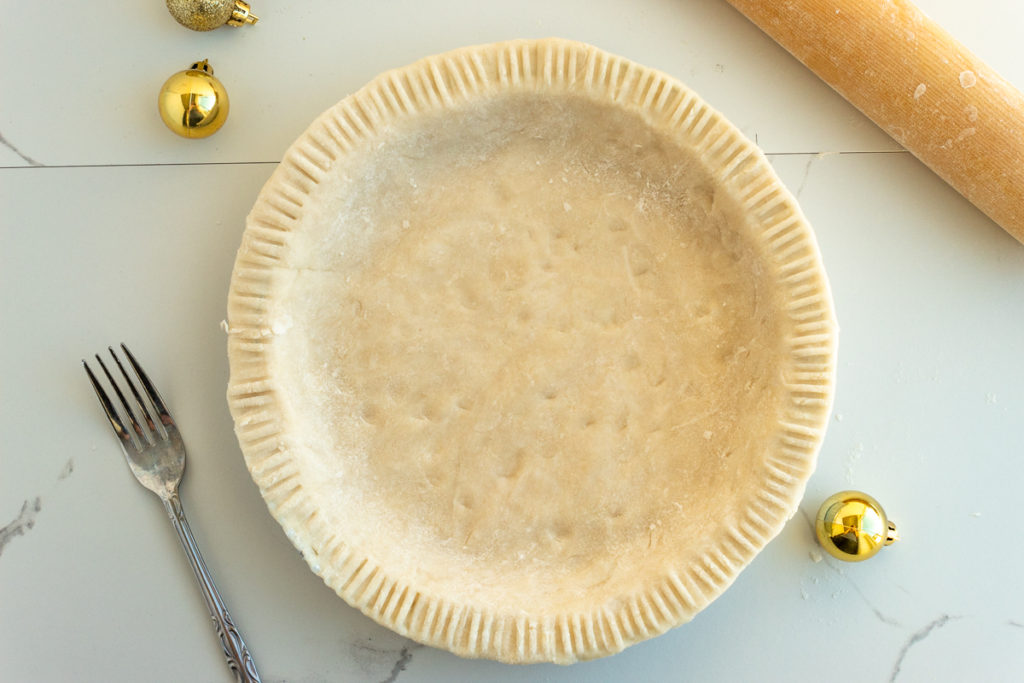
[166,0,258,32]
[815,490,899,562]
[158,60,230,139]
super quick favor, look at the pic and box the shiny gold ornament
[157,60,230,139]
[815,490,899,562]
[166,0,258,31]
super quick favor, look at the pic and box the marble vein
[350,637,423,683]
[59,458,74,480]
[889,614,956,682]
[380,646,416,683]
[831,565,902,627]
[794,154,817,199]
[0,130,43,166]
[0,497,42,558]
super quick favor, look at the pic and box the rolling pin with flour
[725,0,1024,245]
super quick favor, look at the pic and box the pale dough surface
[272,94,785,608]
[227,39,836,663]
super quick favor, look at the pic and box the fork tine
[95,354,149,445]
[120,343,174,428]
[83,359,136,451]
[110,346,158,434]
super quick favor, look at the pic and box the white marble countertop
[2,1,1023,681]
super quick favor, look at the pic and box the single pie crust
[227,38,836,664]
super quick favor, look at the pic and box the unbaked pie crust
[227,38,836,664]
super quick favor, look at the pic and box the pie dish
[226,38,836,663]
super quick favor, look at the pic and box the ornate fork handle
[164,494,261,683]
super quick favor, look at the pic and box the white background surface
[2,1,1023,681]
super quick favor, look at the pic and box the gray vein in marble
[380,646,417,683]
[1009,620,1024,630]
[0,130,42,166]
[889,614,955,682]
[0,497,42,558]
[1,461,75,561]
[794,155,817,199]
[831,565,901,627]
[59,458,74,480]
[350,637,423,683]
[798,506,901,627]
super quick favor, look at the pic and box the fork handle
[163,494,262,683]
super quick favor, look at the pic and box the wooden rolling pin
[725,0,1024,245]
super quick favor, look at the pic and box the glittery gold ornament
[157,60,229,138]
[166,0,258,31]
[815,490,899,562]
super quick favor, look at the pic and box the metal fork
[84,344,261,683]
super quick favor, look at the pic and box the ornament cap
[190,59,214,76]
[885,519,899,545]
[815,490,898,562]
[227,0,259,26]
